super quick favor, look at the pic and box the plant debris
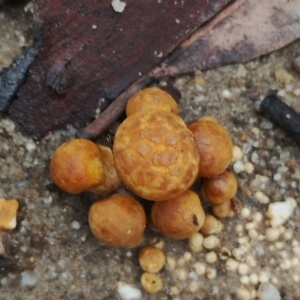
[8,0,231,138]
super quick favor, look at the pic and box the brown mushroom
[188,117,233,178]
[50,139,120,194]
[113,110,199,201]
[126,87,179,117]
[202,170,237,205]
[212,200,234,218]
[88,194,146,248]
[89,145,121,194]
[139,246,166,273]
[151,190,205,239]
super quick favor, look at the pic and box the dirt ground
[1,1,300,300]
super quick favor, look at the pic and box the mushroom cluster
[49,87,239,293]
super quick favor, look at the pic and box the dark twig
[0,40,39,112]
[82,76,154,138]
[259,94,300,143]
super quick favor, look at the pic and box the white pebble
[251,127,260,135]
[255,191,269,204]
[226,258,239,272]
[188,271,198,280]
[189,280,200,293]
[206,267,217,279]
[236,224,244,233]
[265,227,280,242]
[268,201,294,227]
[183,252,192,261]
[26,141,36,152]
[258,271,270,283]
[21,272,37,286]
[232,145,243,161]
[111,0,126,13]
[117,282,142,300]
[166,257,176,271]
[240,275,250,285]
[244,162,254,174]
[206,251,217,264]
[245,222,257,231]
[285,196,297,208]
[188,233,203,252]
[252,212,263,223]
[260,119,273,130]
[233,161,245,173]
[273,173,281,181]
[236,286,251,300]
[245,255,257,268]
[238,236,249,245]
[170,286,180,295]
[241,207,251,219]
[238,263,250,275]
[249,273,259,285]
[279,259,291,270]
[71,221,81,230]
[176,268,188,281]
[248,229,258,240]
[233,245,248,260]
[258,282,281,300]
[194,262,206,276]
[222,89,232,99]
[203,235,220,249]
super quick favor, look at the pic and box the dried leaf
[155,0,300,77]
[9,0,231,138]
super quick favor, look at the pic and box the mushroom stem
[83,76,154,138]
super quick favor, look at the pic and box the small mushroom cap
[0,199,19,231]
[151,190,205,239]
[50,139,104,194]
[126,87,179,117]
[88,194,146,248]
[202,170,237,205]
[113,110,199,201]
[141,272,163,294]
[139,246,166,273]
[89,145,121,194]
[188,119,233,178]
[212,200,234,218]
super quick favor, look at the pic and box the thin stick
[83,76,154,138]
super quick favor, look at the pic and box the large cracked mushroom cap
[113,110,200,201]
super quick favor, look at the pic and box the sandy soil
[1,1,300,300]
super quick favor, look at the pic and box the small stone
[21,271,37,286]
[117,282,142,300]
[268,202,293,227]
[244,162,254,174]
[222,89,232,99]
[236,64,247,77]
[71,221,81,230]
[260,119,273,130]
[254,191,269,204]
[0,199,19,231]
[111,0,126,13]
[232,145,243,161]
[275,68,294,84]
[258,282,281,300]
[233,161,244,173]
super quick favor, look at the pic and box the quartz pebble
[21,271,37,287]
[258,282,281,300]
[268,202,293,227]
[117,282,142,300]
[275,68,294,84]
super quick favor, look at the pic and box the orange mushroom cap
[113,110,199,201]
